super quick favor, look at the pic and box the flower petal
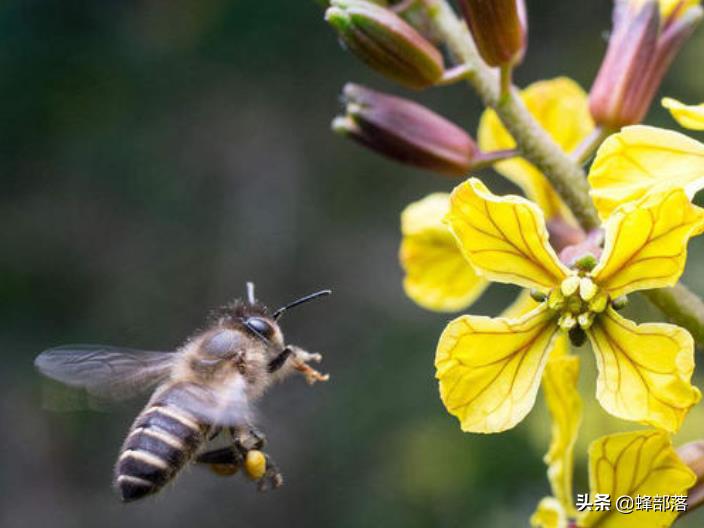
[579,430,697,528]
[592,187,704,298]
[400,193,488,312]
[588,125,704,221]
[660,0,702,20]
[662,97,704,130]
[478,77,593,220]
[447,178,570,292]
[542,348,581,517]
[530,497,567,528]
[435,305,559,433]
[502,288,541,318]
[588,308,701,433]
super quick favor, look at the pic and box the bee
[35,283,331,502]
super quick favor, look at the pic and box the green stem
[423,0,704,347]
[499,63,512,104]
[472,148,520,170]
[643,286,704,346]
[571,126,613,166]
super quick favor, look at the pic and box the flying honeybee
[35,283,331,502]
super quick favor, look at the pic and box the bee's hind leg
[233,428,284,492]
[195,446,244,477]
[257,453,284,492]
[235,426,266,451]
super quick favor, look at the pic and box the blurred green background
[1,1,703,526]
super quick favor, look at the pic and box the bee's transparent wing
[164,375,252,427]
[35,345,176,402]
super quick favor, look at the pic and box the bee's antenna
[246,282,256,305]
[273,289,332,320]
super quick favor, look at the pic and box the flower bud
[333,83,478,176]
[457,0,527,67]
[589,0,703,129]
[325,0,445,89]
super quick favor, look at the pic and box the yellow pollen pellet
[244,450,267,480]
[579,277,597,302]
[560,276,580,296]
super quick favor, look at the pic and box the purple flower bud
[589,0,703,129]
[457,0,527,67]
[325,0,445,90]
[332,83,478,176]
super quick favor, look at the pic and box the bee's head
[212,282,331,354]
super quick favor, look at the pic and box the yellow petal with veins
[446,178,570,293]
[502,288,540,318]
[478,77,593,220]
[589,125,704,221]
[400,193,488,312]
[662,97,704,130]
[579,430,697,528]
[435,305,559,433]
[592,187,704,298]
[531,497,567,528]
[542,351,581,517]
[587,308,700,433]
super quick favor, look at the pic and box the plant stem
[472,148,520,170]
[643,285,704,345]
[571,126,613,166]
[437,64,471,85]
[422,0,704,347]
[499,63,512,103]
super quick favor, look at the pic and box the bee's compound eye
[203,329,238,357]
[245,317,275,339]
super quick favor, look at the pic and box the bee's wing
[35,345,176,401]
[166,375,252,427]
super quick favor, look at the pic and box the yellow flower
[531,353,697,528]
[589,125,704,221]
[663,97,704,130]
[400,194,488,312]
[437,178,702,433]
[400,77,592,312]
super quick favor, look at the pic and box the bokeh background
[2,1,704,526]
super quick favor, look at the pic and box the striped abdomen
[115,385,209,502]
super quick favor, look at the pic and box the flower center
[545,274,609,346]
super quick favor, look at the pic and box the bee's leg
[195,446,244,477]
[267,346,292,373]
[208,427,222,441]
[196,447,242,465]
[232,428,283,492]
[257,453,284,492]
[289,347,330,384]
[235,426,266,451]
